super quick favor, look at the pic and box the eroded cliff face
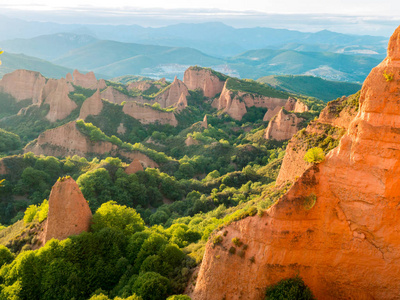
[174,93,188,112]
[284,97,309,113]
[24,121,116,157]
[43,177,92,244]
[183,67,225,98]
[70,70,101,90]
[155,76,189,108]
[213,83,287,120]
[276,94,358,185]
[0,69,46,104]
[125,158,144,174]
[264,108,304,141]
[100,86,141,105]
[79,89,103,120]
[122,102,178,126]
[191,26,400,300]
[44,78,78,122]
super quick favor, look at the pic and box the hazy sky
[3,0,400,16]
[2,0,400,36]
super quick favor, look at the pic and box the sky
[2,0,400,36]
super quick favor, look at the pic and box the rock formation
[101,86,140,105]
[183,66,226,98]
[174,93,188,112]
[201,115,208,129]
[125,159,144,174]
[0,69,46,104]
[264,108,304,141]
[185,136,199,146]
[284,97,309,113]
[155,76,189,108]
[79,89,103,120]
[128,81,152,92]
[122,102,178,126]
[276,94,359,186]
[191,25,400,300]
[0,159,6,175]
[213,83,287,121]
[263,106,282,122]
[117,123,126,135]
[44,78,78,122]
[119,151,159,169]
[71,70,98,89]
[43,177,92,243]
[24,121,117,157]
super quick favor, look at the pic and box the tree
[91,201,145,235]
[303,147,325,164]
[0,48,3,65]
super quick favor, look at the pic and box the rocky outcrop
[0,69,46,104]
[79,89,103,120]
[0,159,6,175]
[185,136,199,146]
[174,93,188,112]
[263,106,281,122]
[117,123,126,135]
[128,81,152,91]
[191,25,400,300]
[44,78,78,122]
[43,177,92,243]
[125,159,144,174]
[122,102,178,127]
[213,83,287,121]
[71,70,98,89]
[201,115,208,129]
[276,94,358,186]
[284,97,309,113]
[155,76,189,108]
[101,86,140,105]
[119,151,159,168]
[24,121,117,157]
[183,67,225,98]
[264,108,304,141]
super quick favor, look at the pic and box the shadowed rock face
[191,25,400,300]
[183,67,225,98]
[44,78,77,122]
[122,102,178,126]
[125,159,144,174]
[79,89,103,120]
[43,177,92,243]
[155,76,189,108]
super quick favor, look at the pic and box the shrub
[303,147,325,164]
[303,194,317,210]
[232,237,243,247]
[167,295,191,300]
[228,247,236,254]
[265,276,315,300]
[383,70,394,82]
[212,235,223,245]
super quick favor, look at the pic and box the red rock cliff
[122,102,178,126]
[0,69,46,104]
[155,76,189,108]
[183,67,225,98]
[191,25,400,300]
[79,89,103,120]
[43,177,92,243]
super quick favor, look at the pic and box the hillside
[257,74,362,101]
[0,52,73,79]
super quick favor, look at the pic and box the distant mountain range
[0,17,389,82]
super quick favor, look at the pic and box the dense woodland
[0,67,345,300]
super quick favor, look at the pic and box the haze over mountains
[0,16,389,82]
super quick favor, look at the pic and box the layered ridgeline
[191,26,400,300]
[0,63,361,299]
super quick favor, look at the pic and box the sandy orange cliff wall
[276,94,358,186]
[79,89,103,120]
[183,67,225,98]
[122,102,178,126]
[264,108,304,141]
[43,177,92,243]
[191,25,400,300]
[155,76,189,108]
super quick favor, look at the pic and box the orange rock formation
[284,97,309,113]
[79,89,103,120]
[263,106,282,122]
[213,83,287,120]
[71,70,98,89]
[264,108,304,141]
[43,177,92,243]
[0,70,46,104]
[174,93,188,112]
[191,26,400,300]
[100,86,140,104]
[155,76,189,108]
[24,121,117,157]
[201,115,208,129]
[44,78,77,122]
[125,159,144,174]
[185,136,199,146]
[183,67,225,98]
[122,102,178,126]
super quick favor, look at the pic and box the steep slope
[183,66,226,98]
[264,108,304,141]
[191,25,400,300]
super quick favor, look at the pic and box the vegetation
[265,276,315,300]
[304,147,325,164]
[226,78,290,99]
[383,70,394,82]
